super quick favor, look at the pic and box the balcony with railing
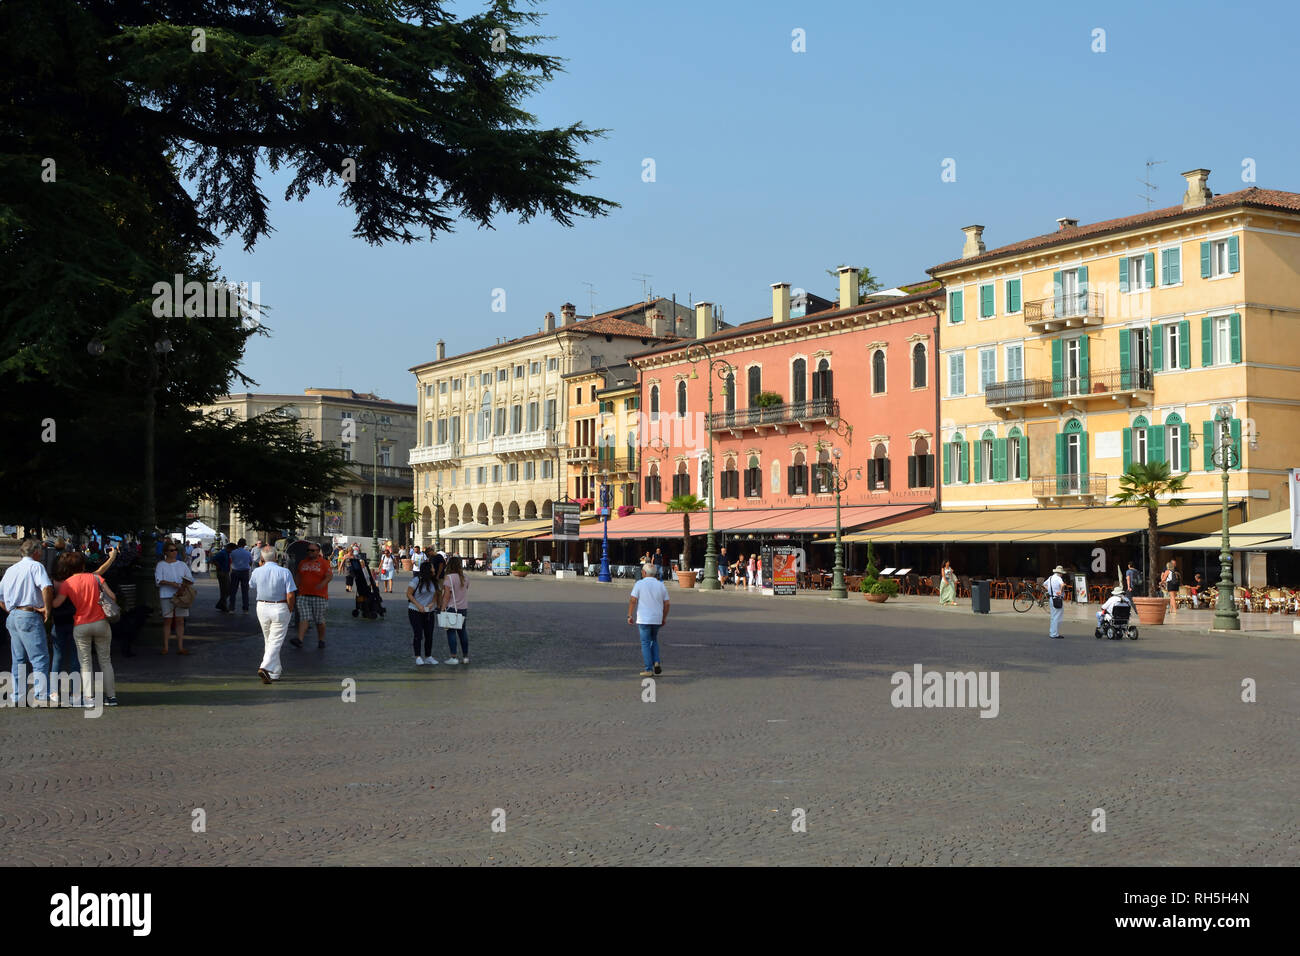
[566,445,596,462]
[596,453,639,474]
[1030,472,1108,501]
[985,367,1154,415]
[1023,291,1105,333]
[493,431,556,457]
[408,442,462,465]
[351,462,415,487]
[706,397,840,433]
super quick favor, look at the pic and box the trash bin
[971,579,991,614]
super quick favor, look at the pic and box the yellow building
[928,168,1300,525]
[563,364,640,512]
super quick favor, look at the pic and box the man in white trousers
[1047,564,1067,639]
[250,547,297,683]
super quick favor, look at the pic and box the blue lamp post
[598,474,612,582]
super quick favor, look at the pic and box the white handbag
[437,611,465,629]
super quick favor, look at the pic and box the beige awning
[1166,508,1293,551]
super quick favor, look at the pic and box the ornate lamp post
[828,447,862,599]
[431,486,446,552]
[1210,405,1241,631]
[598,472,612,582]
[355,410,391,568]
[687,343,731,592]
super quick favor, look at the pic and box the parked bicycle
[1013,582,1050,613]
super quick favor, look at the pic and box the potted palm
[857,541,898,602]
[666,493,705,588]
[510,561,531,578]
[1112,461,1188,626]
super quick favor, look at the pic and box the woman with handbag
[406,560,441,666]
[440,554,470,666]
[51,550,120,707]
[155,541,195,654]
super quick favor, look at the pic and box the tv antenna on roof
[633,273,653,299]
[1138,158,1166,209]
[581,281,597,317]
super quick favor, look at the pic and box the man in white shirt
[627,561,670,677]
[1046,564,1067,639]
[1,539,54,705]
[250,547,297,683]
[1096,585,1133,636]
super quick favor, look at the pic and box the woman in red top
[51,551,119,707]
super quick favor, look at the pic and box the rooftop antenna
[581,281,597,317]
[633,273,653,299]
[1138,158,1166,209]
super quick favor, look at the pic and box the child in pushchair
[349,555,387,619]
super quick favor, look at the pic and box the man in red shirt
[290,543,333,649]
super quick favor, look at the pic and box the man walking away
[628,562,670,677]
[251,547,297,683]
[1047,564,1067,639]
[1,539,54,705]
[1124,561,1139,599]
[229,537,253,612]
[291,542,332,650]
[211,542,232,612]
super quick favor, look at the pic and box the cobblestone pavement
[2,572,1297,866]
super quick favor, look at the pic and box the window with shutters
[1007,429,1025,481]
[1163,323,1184,371]
[495,406,506,436]
[868,444,890,490]
[979,348,996,393]
[542,459,553,479]
[514,365,525,379]
[497,368,507,382]
[530,361,541,375]
[1167,418,1183,473]
[477,466,486,484]
[508,463,519,481]
[1161,247,1182,286]
[975,432,994,483]
[907,437,934,488]
[788,451,808,496]
[871,350,886,394]
[1132,416,1149,465]
[813,358,832,404]
[947,353,965,396]
[723,371,736,415]
[547,357,558,372]
[792,358,807,404]
[747,366,762,406]
[912,343,927,389]
[744,455,762,498]
[524,461,535,480]
[1202,313,1242,366]
[649,386,659,422]
[814,449,832,494]
[492,464,501,483]
[948,289,963,324]
[1120,253,1154,292]
[511,404,523,434]
[676,380,687,417]
[672,462,690,497]
[1005,343,1024,383]
[437,418,448,444]
[424,420,433,446]
[945,434,967,485]
[721,459,739,499]
[1005,278,1022,314]
[1205,238,1238,278]
[979,283,995,318]
[527,402,539,431]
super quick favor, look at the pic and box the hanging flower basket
[618,505,635,518]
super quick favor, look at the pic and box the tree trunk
[682,511,691,570]
[1147,506,1159,598]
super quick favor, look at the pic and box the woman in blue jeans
[441,555,470,665]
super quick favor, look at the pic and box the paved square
[2,574,1296,865]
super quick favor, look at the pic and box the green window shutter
[1178,320,1191,369]
[1228,236,1240,273]
[950,291,963,323]
[1055,432,1066,475]
[1052,271,1063,315]
[1078,336,1090,392]
[1164,247,1181,285]
[981,285,994,317]
[1200,241,1211,278]
[1148,424,1165,465]
[1202,421,1215,470]
[1122,427,1132,470]
[960,440,970,483]
[1118,257,1129,294]
[1078,265,1089,296]
[943,443,950,484]
[1051,338,1063,396]
[1006,279,1021,313]
[1230,418,1242,469]
[973,442,983,483]
[1019,433,1029,478]
[1180,425,1190,473]
[1119,330,1132,389]
[1151,324,1164,371]
[995,438,1007,482]
[1079,431,1088,475]
[1159,250,1169,286]
[1201,316,1213,367]
[1144,252,1155,288]
[1230,312,1242,363]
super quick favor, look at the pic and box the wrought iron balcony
[408,443,461,465]
[1031,473,1108,499]
[985,367,1154,416]
[1023,291,1105,333]
[706,398,839,432]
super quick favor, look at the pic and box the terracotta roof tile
[929,187,1300,273]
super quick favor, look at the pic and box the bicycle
[1013,582,1050,613]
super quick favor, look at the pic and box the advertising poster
[490,542,511,575]
[771,547,799,595]
[553,502,581,540]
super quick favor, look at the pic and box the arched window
[747,366,762,406]
[812,358,833,405]
[872,349,886,394]
[1058,419,1087,491]
[814,447,832,494]
[868,443,890,490]
[479,390,492,438]
[974,428,996,483]
[788,450,808,495]
[1165,412,1185,472]
[649,385,660,422]
[676,380,687,418]
[912,342,927,389]
[907,436,934,488]
[1130,415,1150,466]
[744,454,762,498]
[1007,427,1025,481]
[792,358,807,405]
[946,432,967,485]
[673,460,690,497]
[720,457,738,499]
[724,370,736,415]
[644,462,661,503]
[579,466,590,503]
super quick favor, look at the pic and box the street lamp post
[1210,405,1241,631]
[355,411,391,568]
[598,473,612,582]
[829,447,861,600]
[431,486,445,553]
[687,343,730,592]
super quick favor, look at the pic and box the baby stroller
[349,556,387,619]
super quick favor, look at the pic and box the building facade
[409,297,708,556]
[564,364,641,512]
[194,388,416,546]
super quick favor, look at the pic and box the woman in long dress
[938,560,957,605]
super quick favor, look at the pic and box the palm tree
[1112,461,1189,598]
[665,493,705,575]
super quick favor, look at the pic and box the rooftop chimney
[1181,168,1213,210]
[1056,217,1079,230]
[771,282,791,324]
[961,225,986,259]
[544,311,556,332]
[647,309,666,337]
[694,301,712,339]
[560,302,577,326]
[436,339,446,361]
[837,266,859,310]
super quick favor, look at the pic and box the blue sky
[217,0,1300,397]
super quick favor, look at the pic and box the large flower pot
[511,570,529,578]
[401,559,413,573]
[676,570,696,588]
[864,592,889,603]
[1133,597,1169,625]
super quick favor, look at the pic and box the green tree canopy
[1112,461,1189,598]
